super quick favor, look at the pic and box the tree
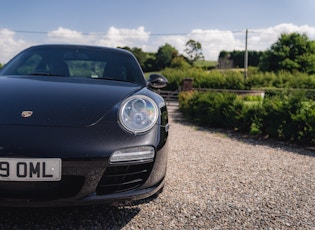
[143,53,157,72]
[155,43,178,70]
[259,33,315,74]
[218,50,263,69]
[184,39,204,63]
[170,56,191,69]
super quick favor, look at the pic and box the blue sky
[0,0,315,63]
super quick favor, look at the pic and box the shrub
[179,91,243,128]
[260,95,286,138]
[170,56,191,70]
[291,101,315,144]
[247,71,315,89]
[162,68,246,91]
[237,101,264,134]
[179,90,315,145]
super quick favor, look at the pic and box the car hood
[0,76,142,127]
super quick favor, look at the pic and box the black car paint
[0,76,142,127]
[0,83,167,158]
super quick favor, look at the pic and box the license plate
[0,158,61,181]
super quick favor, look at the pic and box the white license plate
[0,158,61,181]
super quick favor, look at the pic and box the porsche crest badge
[21,111,33,118]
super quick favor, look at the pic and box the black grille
[96,163,153,195]
[0,176,85,200]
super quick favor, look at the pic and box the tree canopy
[259,32,315,74]
[121,43,181,71]
[155,43,179,70]
[184,39,204,63]
[218,50,263,69]
[170,56,191,69]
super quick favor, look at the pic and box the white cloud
[248,23,315,51]
[96,26,150,49]
[0,29,30,63]
[267,23,315,37]
[47,27,93,44]
[46,26,150,51]
[148,35,186,52]
[187,29,244,60]
[1,24,315,63]
[147,30,244,60]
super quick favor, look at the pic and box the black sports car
[0,44,169,206]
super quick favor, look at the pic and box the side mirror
[147,74,168,89]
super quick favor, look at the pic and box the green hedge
[161,68,245,91]
[161,67,315,91]
[179,91,315,145]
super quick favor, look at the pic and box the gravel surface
[0,104,314,229]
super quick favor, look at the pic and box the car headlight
[119,95,159,134]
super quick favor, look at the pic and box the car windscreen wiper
[97,77,138,84]
[29,72,66,77]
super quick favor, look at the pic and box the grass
[193,60,217,69]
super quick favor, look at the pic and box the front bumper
[0,102,169,206]
[0,177,165,207]
[0,143,168,207]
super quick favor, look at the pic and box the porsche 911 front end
[0,45,169,206]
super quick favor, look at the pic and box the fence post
[182,78,194,91]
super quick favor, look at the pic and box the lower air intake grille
[0,176,85,200]
[96,162,153,195]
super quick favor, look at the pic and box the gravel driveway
[0,104,314,229]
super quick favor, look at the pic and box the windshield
[0,45,146,85]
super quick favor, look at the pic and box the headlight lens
[119,95,159,134]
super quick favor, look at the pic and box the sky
[0,0,315,63]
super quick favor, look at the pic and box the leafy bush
[179,91,244,128]
[247,71,315,89]
[291,101,315,144]
[161,68,245,91]
[161,67,315,91]
[170,56,191,70]
[179,90,315,145]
